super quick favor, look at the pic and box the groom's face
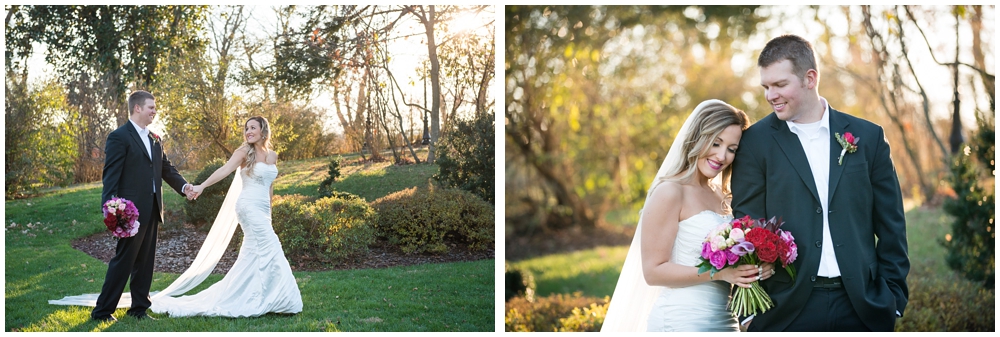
[132,98,157,127]
[759,59,814,122]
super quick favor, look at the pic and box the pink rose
[701,241,713,259]
[844,132,856,144]
[710,250,727,269]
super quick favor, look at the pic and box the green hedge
[272,193,376,263]
[505,292,609,332]
[372,185,494,254]
[895,272,995,331]
[185,158,234,230]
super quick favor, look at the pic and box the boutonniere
[149,132,161,144]
[835,132,859,165]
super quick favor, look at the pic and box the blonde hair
[241,116,272,177]
[650,101,750,201]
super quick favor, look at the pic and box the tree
[434,109,495,203]
[942,111,995,288]
[505,5,763,232]
[4,76,77,198]
[5,5,207,182]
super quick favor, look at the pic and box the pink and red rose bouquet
[696,215,798,317]
[103,197,140,238]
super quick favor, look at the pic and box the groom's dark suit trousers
[749,279,870,332]
[92,200,160,318]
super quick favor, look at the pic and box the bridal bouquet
[103,197,140,238]
[696,215,798,317]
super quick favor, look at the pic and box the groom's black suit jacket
[102,121,188,225]
[731,107,909,331]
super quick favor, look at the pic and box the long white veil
[49,167,243,308]
[601,100,729,332]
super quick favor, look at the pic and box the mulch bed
[72,223,494,275]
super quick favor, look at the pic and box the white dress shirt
[129,119,156,193]
[786,97,840,278]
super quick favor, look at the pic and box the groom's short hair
[128,90,155,115]
[757,34,817,80]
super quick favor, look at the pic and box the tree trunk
[420,5,441,163]
[948,6,963,155]
[970,5,995,112]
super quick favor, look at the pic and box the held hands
[184,184,204,200]
[716,263,775,288]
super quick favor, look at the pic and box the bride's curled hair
[650,100,750,201]
[241,116,272,177]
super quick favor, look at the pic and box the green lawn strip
[510,206,962,299]
[5,152,489,332]
[510,246,628,298]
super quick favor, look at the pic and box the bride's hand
[717,264,763,288]
[190,185,204,200]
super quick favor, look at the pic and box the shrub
[505,292,609,332]
[185,158,234,230]
[941,112,995,288]
[317,156,342,198]
[372,185,494,254]
[433,110,494,204]
[272,193,376,263]
[558,301,609,332]
[895,271,995,331]
[307,194,377,261]
[505,262,536,302]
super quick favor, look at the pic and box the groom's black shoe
[127,313,156,321]
[92,315,117,323]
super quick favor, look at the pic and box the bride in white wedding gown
[50,116,302,318]
[601,100,773,332]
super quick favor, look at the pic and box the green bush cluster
[317,156,342,198]
[372,185,494,254]
[272,193,376,263]
[505,292,609,332]
[505,262,536,302]
[895,272,995,331]
[941,112,995,288]
[184,158,234,230]
[433,110,494,204]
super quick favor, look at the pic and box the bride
[601,100,773,332]
[51,116,302,318]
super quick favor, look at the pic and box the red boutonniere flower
[149,132,161,144]
[835,132,859,165]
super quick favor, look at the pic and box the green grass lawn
[4,153,493,332]
[511,206,976,298]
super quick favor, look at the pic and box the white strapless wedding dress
[646,210,738,332]
[150,162,303,317]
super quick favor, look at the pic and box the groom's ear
[804,69,819,89]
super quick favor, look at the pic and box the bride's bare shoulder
[648,180,685,203]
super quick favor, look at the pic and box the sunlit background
[504,5,994,332]
[6,5,495,192]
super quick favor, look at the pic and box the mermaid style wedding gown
[150,162,302,317]
[646,210,738,332]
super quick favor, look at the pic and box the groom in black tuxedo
[91,90,194,322]
[731,35,909,331]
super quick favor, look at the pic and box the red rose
[104,214,117,231]
[776,241,790,266]
[844,132,855,144]
[744,227,770,247]
[756,241,778,263]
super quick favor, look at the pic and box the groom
[731,35,909,331]
[91,90,197,322]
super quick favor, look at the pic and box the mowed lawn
[4,154,494,332]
